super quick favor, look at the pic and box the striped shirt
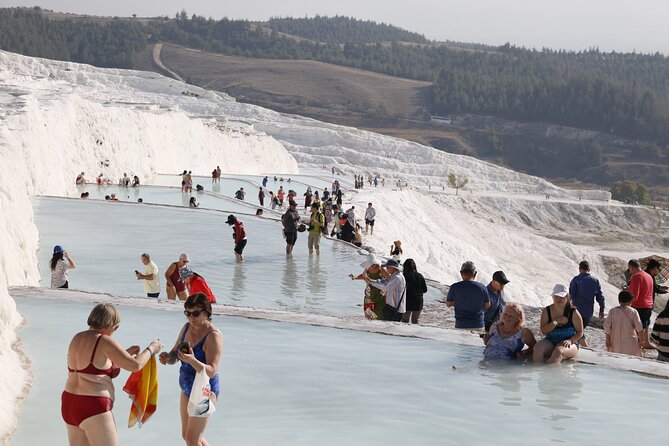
[651,308,669,361]
[370,272,406,313]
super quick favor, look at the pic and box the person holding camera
[307,203,325,255]
[51,245,76,289]
[281,200,301,256]
[159,293,222,446]
[135,253,160,298]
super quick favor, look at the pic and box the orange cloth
[123,355,158,428]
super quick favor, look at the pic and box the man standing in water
[226,214,248,262]
[136,252,160,298]
[281,200,301,255]
[307,203,325,255]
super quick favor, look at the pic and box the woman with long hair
[159,293,223,446]
[62,303,162,446]
[51,245,76,289]
[402,259,428,324]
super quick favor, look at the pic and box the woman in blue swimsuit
[159,293,223,445]
[533,284,584,364]
[483,302,536,360]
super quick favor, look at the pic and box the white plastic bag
[187,369,216,417]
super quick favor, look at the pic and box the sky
[2,0,668,54]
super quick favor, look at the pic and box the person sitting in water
[75,172,86,184]
[533,284,584,364]
[189,197,199,208]
[255,208,264,217]
[483,302,536,360]
[131,175,140,187]
[110,193,118,201]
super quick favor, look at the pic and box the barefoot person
[62,303,162,446]
[533,284,584,364]
[165,253,190,301]
[226,214,248,262]
[159,293,223,446]
[51,245,76,289]
[483,302,536,360]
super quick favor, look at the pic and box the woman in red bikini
[62,303,163,446]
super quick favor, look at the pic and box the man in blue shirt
[484,271,509,331]
[569,260,605,346]
[446,261,490,330]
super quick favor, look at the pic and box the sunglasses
[184,309,204,318]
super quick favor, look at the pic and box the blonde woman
[389,240,403,261]
[62,303,162,446]
[483,302,536,359]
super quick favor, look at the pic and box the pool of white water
[73,184,260,214]
[11,297,668,446]
[33,197,380,315]
[146,174,262,200]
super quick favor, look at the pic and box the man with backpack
[307,203,326,255]
[226,214,247,262]
[282,200,301,255]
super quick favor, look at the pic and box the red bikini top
[68,335,121,379]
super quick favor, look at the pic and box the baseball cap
[179,253,190,262]
[551,284,568,297]
[492,271,510,285]
[226,215,237,225]
[383,259,403,271]
[460,261,476,273]
[53,245,64,254]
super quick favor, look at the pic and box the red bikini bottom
[61,391,114,427]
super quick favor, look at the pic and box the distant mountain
[266,15,428,44]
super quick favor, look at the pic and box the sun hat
[179,253,190,262]
[383,259,403,271]
[360,255,381,269]
[53,245,64,254]
[552,284,568,297]
[179,267,194,281]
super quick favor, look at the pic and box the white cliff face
[0,50,298,439]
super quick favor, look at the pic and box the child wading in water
[604,290,643,356]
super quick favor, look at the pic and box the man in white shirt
[364,202,376,234]
[136,252,160,298]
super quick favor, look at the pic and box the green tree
[447,173,469,195]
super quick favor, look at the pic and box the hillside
[3,8,669,199]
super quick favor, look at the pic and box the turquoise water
[34,197,368,316]
[12,298,668,446]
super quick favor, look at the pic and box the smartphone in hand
[179,341,191,354]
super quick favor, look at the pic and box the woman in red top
[180,267,217,304]
[62,303,162,446]
[226,214,248,262]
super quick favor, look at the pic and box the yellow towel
[123,355,158,428]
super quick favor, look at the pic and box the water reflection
[229,262,246,303]
[479,361,528,408]
[536,364,582,431]
[279,256,299,307]
[305,256,325,308]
